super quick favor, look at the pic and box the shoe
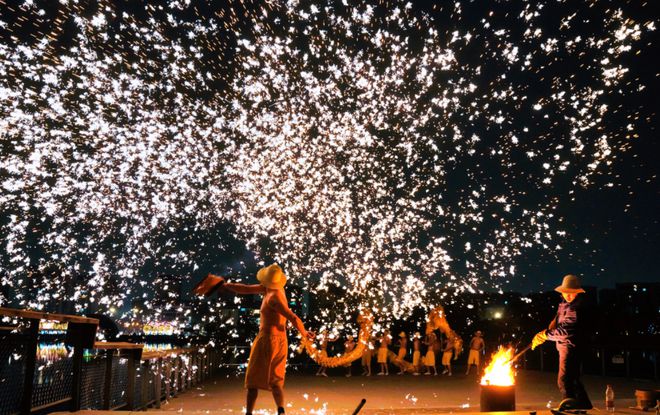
[321,373,328,377]
[346,374,351,377]
[413,372,420,376]
[377,372,384,376]
[397,372,404,375]
[424,372,430,375]
[558,398,593,411]
[447,373,452,376]
[441,369,448,375]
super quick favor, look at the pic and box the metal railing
[0,307,221,415]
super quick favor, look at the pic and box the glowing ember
[0,1,655,341]
[480,346,515,386]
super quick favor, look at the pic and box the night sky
[0,0,658,327]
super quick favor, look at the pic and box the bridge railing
[0,307,220,415]
[81,342,219,411]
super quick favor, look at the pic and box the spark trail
[0,0,654,331]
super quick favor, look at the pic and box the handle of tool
[352,398,367,415]
[510,343,533,363]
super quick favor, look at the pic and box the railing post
[126,349,141,410]
[103,350,113,410]
[164,358,171,400]
[197,353,202,384]
[70,345,84,411]
[188,354,193,388]
[202,353,207,380]
[140,360,149,409]
[625,349,630,378]
[191,353,196,386]
[20,319,40,415]
[183,355,187,390]
[193,353,197,385]
[65,321,98,411]
[654,351,658,381]
[182,355,188,390]
[173,356,180,395]
[601,347,606,376]
[154,358,162,409]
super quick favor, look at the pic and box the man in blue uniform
[532,274,593,409]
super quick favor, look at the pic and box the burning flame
[480,346,515,386]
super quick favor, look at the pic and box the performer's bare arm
[223,282,266,295]
[268,291,313,338]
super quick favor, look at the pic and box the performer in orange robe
[377,330,391,375]
[199,264,314,415]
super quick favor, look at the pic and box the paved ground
[153,367,658,415]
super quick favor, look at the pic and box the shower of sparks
[0,0,654,333]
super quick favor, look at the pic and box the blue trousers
[557,345,592,408]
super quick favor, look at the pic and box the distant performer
[315,330,336,377]
[441,335,454,376]
[344,335,356,377]
[532,274,593,409]
[377,329,391,375]
[424,332,438,375]
[361,337,374,376]
[195,264,314,415]
[396,331,408,375]
[465,330,485,375]
[412,332,422,375]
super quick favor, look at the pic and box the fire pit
[481,384,515,412]
[480,347,516,412]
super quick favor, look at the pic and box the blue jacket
[545,296,588,348]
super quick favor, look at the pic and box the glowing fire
[480,346,515,386]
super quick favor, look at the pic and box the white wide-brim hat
[554,274,585,294]
[257,264,287,289]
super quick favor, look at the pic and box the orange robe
[242,288,303,390]
[245,331,287,390]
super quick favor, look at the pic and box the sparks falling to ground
[0,0,655,333]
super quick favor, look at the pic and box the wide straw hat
[554,274,586,294]
[256,263,287,289]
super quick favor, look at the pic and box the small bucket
[480,384,515,412]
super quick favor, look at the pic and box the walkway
[151,368,658,414]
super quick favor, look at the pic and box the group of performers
[194,265,592,415]
[317,329,484,377]
[193,264,485,415]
